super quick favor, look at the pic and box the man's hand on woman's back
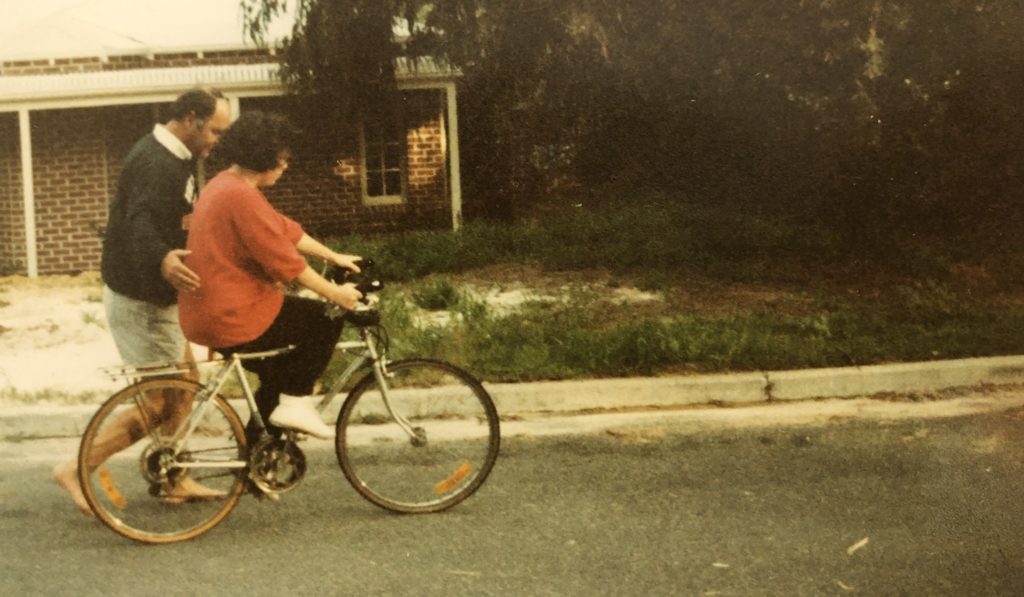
[162,249,201,292]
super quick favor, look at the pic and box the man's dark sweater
[101,133,196,306]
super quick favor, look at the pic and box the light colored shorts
[103,285,185,367]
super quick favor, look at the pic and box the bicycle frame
[114,325,420,463]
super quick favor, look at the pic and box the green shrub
[411,278,464,311]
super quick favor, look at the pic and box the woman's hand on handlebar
[330,252,362,274]
[296,234,361,274]
[295,265,363,311]
[329,282,364,311]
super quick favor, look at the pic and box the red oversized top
[178,170,307,348]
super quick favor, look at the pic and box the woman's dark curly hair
[214,111,298,172]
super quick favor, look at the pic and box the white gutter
[0,62,458,113]
[0,64,284,113]
[0,42,280,63]
[18,109,37,277]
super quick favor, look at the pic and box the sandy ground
[0,269,663,405]
[0,273,121,403]
[4,271,1016,417]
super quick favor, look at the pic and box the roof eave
[0,60,458,113]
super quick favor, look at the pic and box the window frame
[359,116,406,206]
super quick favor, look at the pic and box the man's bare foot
[52,461,94,517]
[159,476,228,504]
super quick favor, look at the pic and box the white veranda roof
[0,60,456,112]
[0,64,282,111]
[0,0,456,111]
[0,0,290,60]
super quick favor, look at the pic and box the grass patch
[323,196,1023,381]
[410,278,465,311]
[312,275,1024,384]
[334,199,883,286]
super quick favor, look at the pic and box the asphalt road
[2,395,1023,596]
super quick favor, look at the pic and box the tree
[244,0,1023,240]
[242,0,619,218]
[243,0,431,145]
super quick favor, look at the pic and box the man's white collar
[153,124,193,160]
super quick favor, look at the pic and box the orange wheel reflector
[98,467,127,509]
[434,462,472,495]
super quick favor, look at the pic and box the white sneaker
[268,395,335,439]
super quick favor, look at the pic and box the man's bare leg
[55,346,222,515]
[53,389,165,517]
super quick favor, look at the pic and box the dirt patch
[453,264,820,319]
[0,273,119,402]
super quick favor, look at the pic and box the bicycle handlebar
[327,258,385,297]
[324,258,384,327]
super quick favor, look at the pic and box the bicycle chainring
[139,442,178,486]
[248,436,307,496]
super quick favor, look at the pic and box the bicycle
[76,262,501,544]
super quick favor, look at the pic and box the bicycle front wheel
[335,359,500,513]
[78,378,248,544]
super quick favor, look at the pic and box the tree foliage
[245,0,410,143]
[243,0,1023,247]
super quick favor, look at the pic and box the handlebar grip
[326,268,345,284]
[327,257,373,284]
[325,258,383,296]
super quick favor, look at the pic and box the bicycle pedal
[281,430,304,443]
[246,479,281,502]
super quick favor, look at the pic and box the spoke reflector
[434,463,472,495]
[98,467,127,509]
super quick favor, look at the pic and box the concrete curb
[3,355,1023,440]
[485,355,1024,412]
[766,355,1024,401]
[0,404,96,441]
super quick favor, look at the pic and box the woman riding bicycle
[178,111,362,440]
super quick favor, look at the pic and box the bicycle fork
[364,337,424,446]
[323,333,423,445]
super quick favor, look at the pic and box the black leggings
[219,295,344,436]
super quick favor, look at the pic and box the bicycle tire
[335,359,500,513]
[78,378,248,544]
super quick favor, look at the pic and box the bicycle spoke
[336,359,500,513]
[78,379,247,544]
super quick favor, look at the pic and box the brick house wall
[403,92,451,228]
[239,92,449,237]
[27,105,155,274]
[1,49,455,275]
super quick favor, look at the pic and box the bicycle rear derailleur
[248,434,307,499]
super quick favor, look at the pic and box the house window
[361,119,404,205]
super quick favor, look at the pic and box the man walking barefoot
[53,88,233,515]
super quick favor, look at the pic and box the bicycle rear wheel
[335,359,500,513]
[78,378,247,544]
